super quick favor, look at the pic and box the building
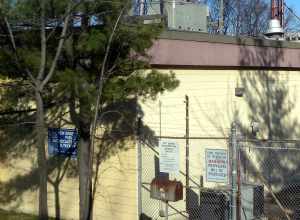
[140,30,300,219]
[1,30,300,219]
[132,0,208,32]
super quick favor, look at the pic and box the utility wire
[284,2,300,23]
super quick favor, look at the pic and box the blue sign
[133,0,149,16]
[48,128,79,158]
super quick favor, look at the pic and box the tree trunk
[79,136,92,220]
[53,182,60,220]
[35,89,48,220]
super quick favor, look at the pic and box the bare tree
[207,0,270,36]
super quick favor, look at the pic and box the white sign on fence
[159,139,179,174]
[205,149,228,183]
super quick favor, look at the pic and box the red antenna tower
[271,0,284,27]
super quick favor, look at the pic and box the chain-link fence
[139,129,300,220]
[140,136,231,220]
[239,140,300,220]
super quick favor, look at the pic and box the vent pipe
[265,0,284,39]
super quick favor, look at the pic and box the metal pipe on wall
[230,123,238,220]
[185,95,190,214]
[137,116,142,219]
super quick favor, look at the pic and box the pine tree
[0,0,179,219]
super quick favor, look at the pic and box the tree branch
[37,0,47,82]
[58,157,71,182]
[46,1,83,42]
[89,5,125,201]
[3,16,36,84]
[40,1,72,90]
[47,176,55,185]
[4,17,17,51]
[68,93,80,128]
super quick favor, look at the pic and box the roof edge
[158,30,300,49]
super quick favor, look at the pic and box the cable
[0,108,37,116]
[284,2,300,24]
[0,122,36,127]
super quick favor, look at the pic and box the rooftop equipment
[265,19,284,39]
[271,0,284,27]
[241,183,264,220]
[265,0,285,40]
[132,0,208,32]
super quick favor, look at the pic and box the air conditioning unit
[241,183,264,220]
[199,189,230,220]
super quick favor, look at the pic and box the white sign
[205,149,228,183]
[159,139,179,174]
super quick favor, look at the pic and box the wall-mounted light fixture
[250,121,260,137]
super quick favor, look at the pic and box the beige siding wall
[142,69,239,138]
[141,69,300,138]
[140,69,300,218]
[0,143,137,220]
[1,69,300,219]
[92,147,137,220]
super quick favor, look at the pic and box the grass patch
[0,209,56,220]
[0,209,37,220]
[0,209,39,220]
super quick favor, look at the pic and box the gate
[139,135,231,220]
[239,139,300,220]
[138,123,300,220]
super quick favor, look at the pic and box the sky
[284,0,300,30]
[286,0,300,15]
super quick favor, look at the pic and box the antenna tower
[271,0,284,27]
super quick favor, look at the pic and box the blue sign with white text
[48,128,79,158]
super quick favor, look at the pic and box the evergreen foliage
[0,0,179,219]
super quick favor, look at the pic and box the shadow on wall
[0,95,156,219]
[91,98,157,210]
[237,37,300,218]
[0,84,38,208]
[0,97,78,219]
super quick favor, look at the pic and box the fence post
[185,95,190,214]
[137,116,142,220]
[230,122,238,220]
